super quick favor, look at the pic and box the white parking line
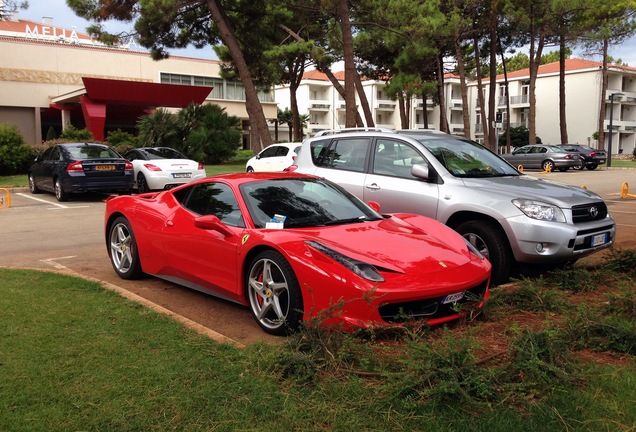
[16,193,69,208]
[16,193,91,209]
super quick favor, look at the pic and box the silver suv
[291,128,616,285]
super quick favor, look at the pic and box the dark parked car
[28,143,134,202]
[502,144,583,172]
[557,144,606,170]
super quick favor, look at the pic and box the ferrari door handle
[365,183,381,191]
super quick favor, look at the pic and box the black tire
[54,178,68,202]
[108,216,144,279]
[586,164,598,170]
[456,220,513,286]
[572,164,584,171]
[558,167,568,172]
[246,166,254,173]
[246,250,303,335]
[542,160,554,172]
[28,174,41,194]
[137,172,149,194]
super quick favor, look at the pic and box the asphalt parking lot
[1,167,635,345]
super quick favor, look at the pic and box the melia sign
[24,23,84,44]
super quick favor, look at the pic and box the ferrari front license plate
[442,291,465,304]
[591,232,608,247]
[173,173,192,178]
[96,165,115,171]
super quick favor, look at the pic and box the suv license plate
[442,291,465,304]
[592,233,608,247]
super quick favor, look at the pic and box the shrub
[59,125,93,141]
[106,129,138,148]
[45,126,57,141]
[0,123,35,175]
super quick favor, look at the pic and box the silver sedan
[502,145,583,172]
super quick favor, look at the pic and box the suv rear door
[309,137,370,198]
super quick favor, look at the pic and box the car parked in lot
[28,142,134,202]
[245,143,301,172]
[123,147,206,193]
[557,144,606,170]
[290,128,615,285]
[105,172,491,335]
[501,144,583,172]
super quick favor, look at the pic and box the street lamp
[607,92,624,167]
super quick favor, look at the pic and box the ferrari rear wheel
[247,250,303,335]
[108,216,143,280]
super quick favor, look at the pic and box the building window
[159,73,273,102]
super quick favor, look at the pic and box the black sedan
[28,143,134,202]
[557,144,606,170]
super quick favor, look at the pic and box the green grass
[1,250,635,431]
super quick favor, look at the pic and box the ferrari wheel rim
[248,258,291,331]
[110,222,134,274]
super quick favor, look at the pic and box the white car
[245,143,301,172]
[124,147,206,193]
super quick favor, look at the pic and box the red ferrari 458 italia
[105,172,491,335]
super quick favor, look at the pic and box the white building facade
[276,59,636,156]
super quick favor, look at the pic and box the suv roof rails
[398,128,447,135]
[314,127,396,137]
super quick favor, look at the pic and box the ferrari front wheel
[108,216,143,280]
[247,250,303,336]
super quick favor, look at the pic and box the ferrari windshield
[414,137,519,178]
[240,178,383,228]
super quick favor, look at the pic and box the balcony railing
[510,94,529,105]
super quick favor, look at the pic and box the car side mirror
[194,215,234,237]
[411,163,430,180]
[367,201,381,212]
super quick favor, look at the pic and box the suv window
[373,139,424,178]
[312,138,369,172]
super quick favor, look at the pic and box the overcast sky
[18,0,636,66]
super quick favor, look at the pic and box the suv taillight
[66,161,83,172]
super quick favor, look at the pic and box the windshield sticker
[265,214,286,230]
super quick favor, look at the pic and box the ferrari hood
[298,216,474,274]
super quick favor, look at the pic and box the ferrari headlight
[306,241,384,282]
[512,199,566,222]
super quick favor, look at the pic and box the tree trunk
[597,38,609,149]
[289,58,305,142]
[354,71,374,127]
[338,0,357,127]
[499,44,511,153]
[455,37,471,138]
[474,32,489,145]
[436,55,448,133]
[527,20,546,145]
[399,93,408,128]
[206,0,271,151]
[559,32,568,144]
[488,14,498,151]
[423,93,430,128]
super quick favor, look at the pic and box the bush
[0,123,35,175]
[106,129,139,148]
[59,125,93,141]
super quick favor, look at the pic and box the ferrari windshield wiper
[323,216,368,226]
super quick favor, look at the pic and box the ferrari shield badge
[242,234,250,245]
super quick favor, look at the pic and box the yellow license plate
[96,165,115,171]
